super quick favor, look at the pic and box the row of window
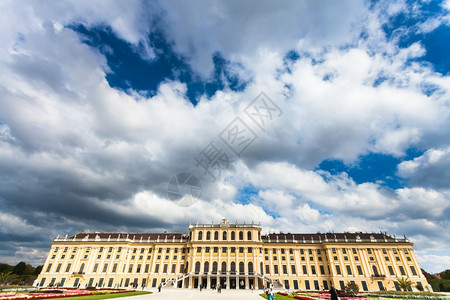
[52,246,190,255]
[196,246,256,254]
[50,247,191,261]
[334,264,418,277]
[197,231,260,241]
[331,248,410,255]
[46,261,158,275]
[331,255,412,262]
[194,261,254,274]
[192,247,329,257]
[265,255,319,261]
[263,248,320,255]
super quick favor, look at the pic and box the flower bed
[294,296,316,300]
[271,291,375,300]
[0,288,134,299]
[0,288,38,293]
[366,294,450,299]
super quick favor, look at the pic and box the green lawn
[64,291,151,299]
[259,293,292,300]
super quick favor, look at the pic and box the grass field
[259,293,291,299]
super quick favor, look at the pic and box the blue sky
[0,0,449,273]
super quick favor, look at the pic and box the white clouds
[32,1,151,45]
[241,161,450,221]
[396,188,449,219]
[266,41,448,162]
[294,203,323,225]
[124,190,273,227]
[444,0,450,15]
[155,0,365,77]
[416,254,450,274]
[0,213,41,236]
[257,189,296,217]
[398,147,450,189]
[0,124,14,142]
[399,148,450,173]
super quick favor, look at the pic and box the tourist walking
[330,285,338,300]
[268,288,275,300]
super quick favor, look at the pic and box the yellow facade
[37,219,429,291]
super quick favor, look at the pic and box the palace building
[37,219,429,291]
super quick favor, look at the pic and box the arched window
[260,262,264,275]
[214,231,219,240]
[258,232,261,240]
[198,231,203,240]
[239,231,244,240]
[221,261,227,273]
[204,261,209,274]
[195,262,201,274]
[247,231,252,240]
[79,263,85,273]
[185,262,189,273]
[206,231,211,240]
[223,231,227,240]
[248,262,254,274]
[212,261,218,274]
[231,232,235,240]
[230,261,236,274]
[239,261,245,275]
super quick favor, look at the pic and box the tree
[33,265,43,275]
[421,268,435,280]
[0,264,13,273]
[0,272,15,285]
[440,269,450,280]
[24,264,34,275]
[12,262,26,275]
[345,281,359,296]
[397,277,412,291]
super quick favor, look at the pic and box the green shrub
[428,279,450,292]
[345,282,359,296]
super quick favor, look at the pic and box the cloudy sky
[1,0,449,273]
